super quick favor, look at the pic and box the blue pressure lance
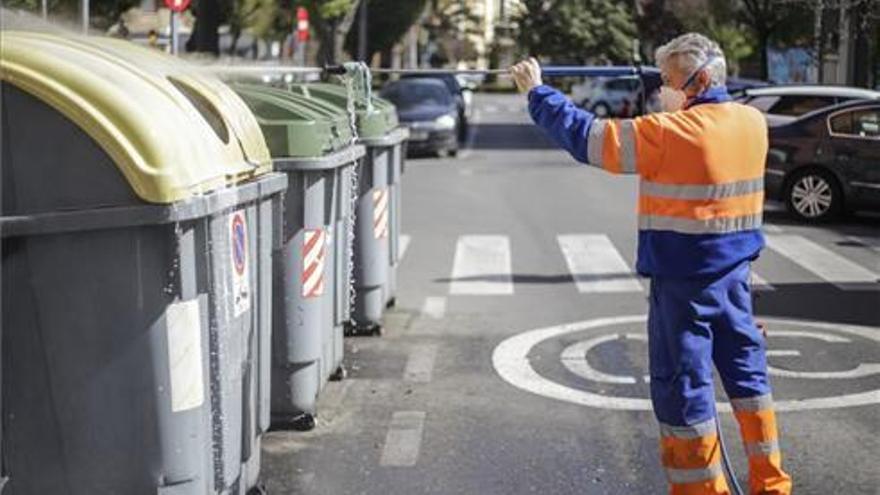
[211,64,664,116]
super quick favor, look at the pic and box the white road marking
[450,235,513,295]
[750,271,776,291]
[767,350,801,357]
[380,411,427,467]
[763,224,784,233]
[399,234,412,261]
[769,363,880,379]
[557,234,643,293]
[561,334,636,384]
[766,234,878,289]
[492,316,880,412]
[404,344,438,383]
[421,296,447,319]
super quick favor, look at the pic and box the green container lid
[288,83,399,141]
[231,83,353,159]
[0,31,272,204]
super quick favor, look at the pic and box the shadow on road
[434,272,641,285]
[763,209,880,240]
[470,123,558,150]
[754,282,880,328]
[436,273,879,327]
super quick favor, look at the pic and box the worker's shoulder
[660,102,767,130]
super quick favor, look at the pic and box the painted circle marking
[492,316,880,412]
[231,213,247,275]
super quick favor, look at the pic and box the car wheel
[784,168,843,222]
[591,102,611,117]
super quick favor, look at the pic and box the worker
[510,33,792,495]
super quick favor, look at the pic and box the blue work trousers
[648,259,772,427]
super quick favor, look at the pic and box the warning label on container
[230,211,251,318]
[166,298,204,412]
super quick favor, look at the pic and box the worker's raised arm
[528,87,666,176]
[510,58,664,176]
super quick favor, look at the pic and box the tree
[186,0,224,55]
[738,0,812,80]
[342,0,429,65]
[677,0,754,76]
[299,0,361,64]
[514,0,637,65]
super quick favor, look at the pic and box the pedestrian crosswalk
[557,234,643,293]
[399,232,878,295]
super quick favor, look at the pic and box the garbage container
[1,32,284,495]
[288,82,408,334]
[230,83,364,430]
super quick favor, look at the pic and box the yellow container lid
[0,31,272,204]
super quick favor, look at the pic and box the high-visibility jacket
[528,86,767,278]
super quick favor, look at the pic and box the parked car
[401,72,471,143]
[381,78,460,157]
[739,85,880,126]
[765,100,880,222]
[578,76,642,117]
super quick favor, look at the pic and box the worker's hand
[509,57,543,93]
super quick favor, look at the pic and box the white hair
[655,33,727,87]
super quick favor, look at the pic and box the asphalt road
[261,92,880,495]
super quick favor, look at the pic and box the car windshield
[381,82,452,108]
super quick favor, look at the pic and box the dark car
[765,100,880,222]
[381,78,460,157]
[401,73,470,143]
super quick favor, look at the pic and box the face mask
[658,85,687,112]
[658,56,719,112]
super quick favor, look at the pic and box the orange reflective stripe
[670,475,731,495]
[640,191,764,220]
[660,434,721,470]
[601,119,624,174]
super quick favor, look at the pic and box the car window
[829,108,880,139]
[744,95,780,112]
[606,79,638,91]
[381,83,452,108]
[769,95,837,116]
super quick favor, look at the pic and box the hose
[716,412,746,495]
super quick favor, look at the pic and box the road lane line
[449,235,513,295]
[767,350,801,357]
[421,296,446,319]
[557,234,643,292]
[380,411,427,467]
[400,234,412,261]
[404,344,438,383]
[766,234,879,290]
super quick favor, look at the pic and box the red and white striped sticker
[373,187,389,240]
[302,228,326,298]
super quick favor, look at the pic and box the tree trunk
[759,30,770,81]
[186,0,221,56]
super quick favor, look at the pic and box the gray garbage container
[231,83,364,430]
[288,82,408,335]
[1,32,284,495]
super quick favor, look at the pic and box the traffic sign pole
[170,11,179,55]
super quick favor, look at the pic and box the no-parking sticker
[230,211,250,318]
